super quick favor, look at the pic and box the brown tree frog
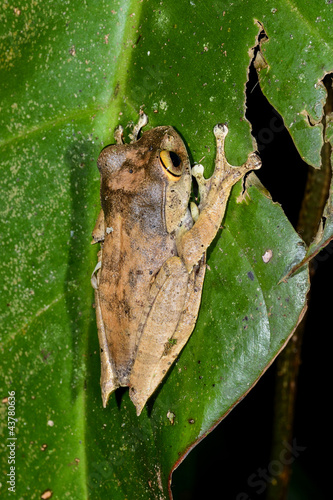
[91,112,261,415]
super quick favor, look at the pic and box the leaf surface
[1,1,331,498]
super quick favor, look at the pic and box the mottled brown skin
[92,115,261,415]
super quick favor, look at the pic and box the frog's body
[92,113,261,415]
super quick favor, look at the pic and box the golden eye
[159,150,182,178]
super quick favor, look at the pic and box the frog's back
[98,189,178,384]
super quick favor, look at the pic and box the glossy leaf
[1,0,331,498]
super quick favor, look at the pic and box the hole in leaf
[246,50,309,229]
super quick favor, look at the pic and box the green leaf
[256,0,333,168]
[2,0,331,498]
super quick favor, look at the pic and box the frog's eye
[159,150,182,179]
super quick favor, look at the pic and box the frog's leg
[177,124,261,272]
[91,250,119,407]
[91,209,105,244]
[129,255,206,416]
[90,117,127,405]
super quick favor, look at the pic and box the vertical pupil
[169,151,181,168]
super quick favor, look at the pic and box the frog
[91,112,261,416]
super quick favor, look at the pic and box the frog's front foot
[129,111,149,142]
[191,163,210,205]
[213,122,229,139]
[114,125,124,144]
[246,152,261,171]
[209,121,262,202]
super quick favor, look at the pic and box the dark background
[172,63,332,499]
